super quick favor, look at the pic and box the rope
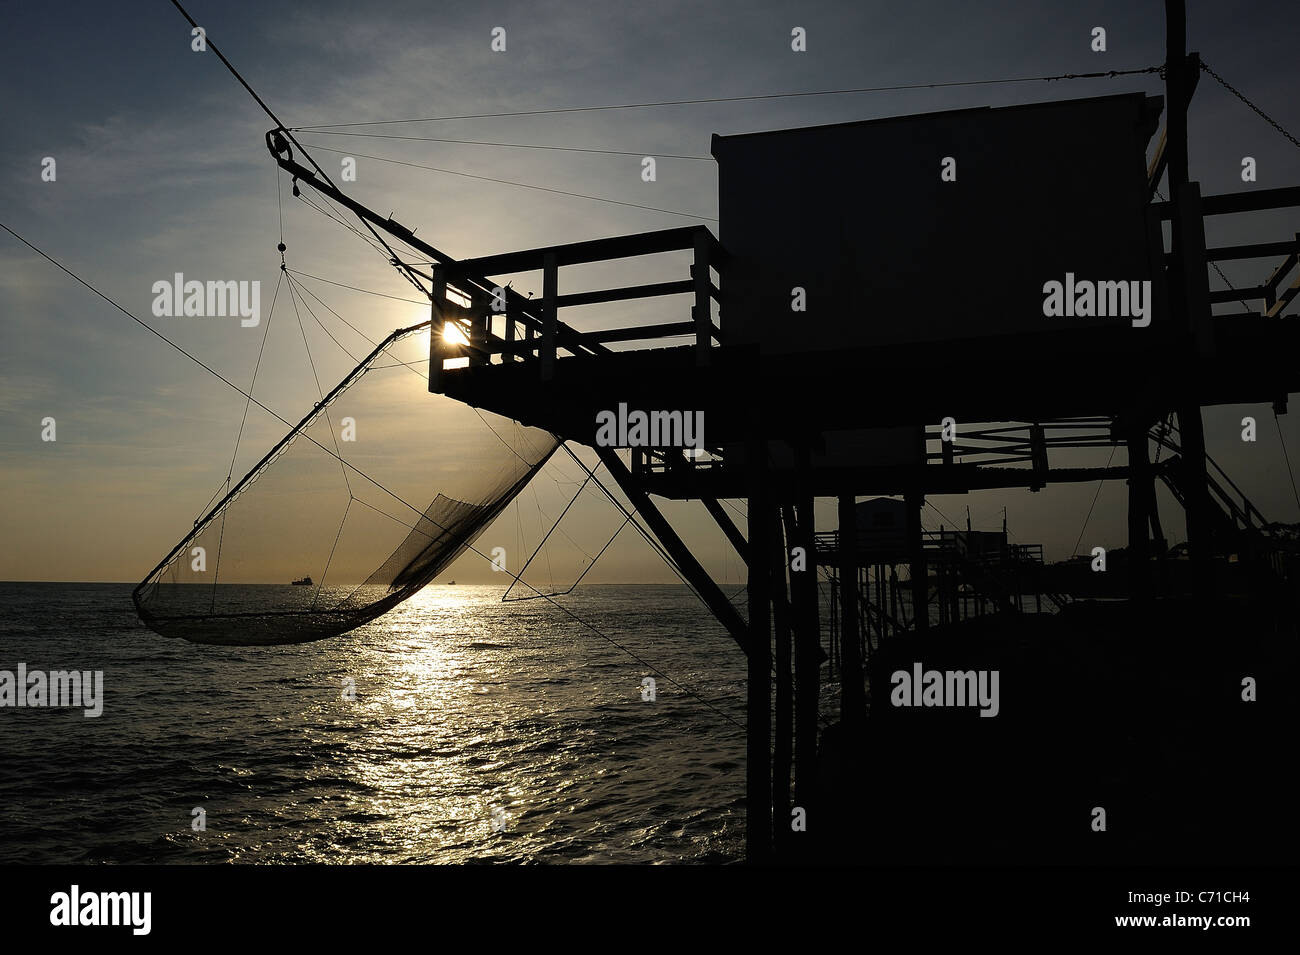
[286,278,352,496]
[226,270,282,484]
[287,268,428,306]
[315,497,353,610]
[284,272,365,364]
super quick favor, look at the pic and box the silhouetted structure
[269,0,1300,863]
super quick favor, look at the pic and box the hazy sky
[2,0,1298,586]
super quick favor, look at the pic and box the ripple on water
[0,583,747,864]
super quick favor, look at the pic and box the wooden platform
[439,313,1300,499]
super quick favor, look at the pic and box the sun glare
[443,322,470,346]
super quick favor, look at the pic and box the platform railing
[1153,186,1300,318]
[429,225,724,390]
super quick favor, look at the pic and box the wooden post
[504,295,517,362]
[772,509,793,857]
[746,431,772,864]
[837,495,866,724]
[1176,182,1215,357]
[792,488,821,813]
[1165,0,1215,590]
[470,293,489,368]
[1174,185,1215,595]
[596,447,749,651]
[1165,1,1190,188]
[525,302,535,365]
[828,573,837,679]
[889,565,900,634]
[907,492,928,631]
[541,252,558,381]
[1127,414,1153,600]
[428,265,446,393]
[692,229,712,366]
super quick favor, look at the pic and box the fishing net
[133,321,558,645]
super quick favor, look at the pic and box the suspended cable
[166,0,429,300]
[295,142,716,221]
[225,270,283,484]
[296,130,713,160]
[294,190,402,263]
[287,268,428,306]
[290,65,1164,130]
[1071,443,1120,556]
[1275,411,1300,514]
[285,272,373,362]
[285,278,354,495]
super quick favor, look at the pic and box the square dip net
[133,321,558,645]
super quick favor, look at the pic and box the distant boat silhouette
[291,576,312,586]
[446,580,456,585]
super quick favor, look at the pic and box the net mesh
[132,322,558,645]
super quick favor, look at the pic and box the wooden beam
[579,321,699,344]
[1176,193,1215,355]
[541,252,557,381]
[693,230,712,366]
[1265,238,1300,293]
[1165,2,1190,188]
[428,266,447,393]
[790,462,821,819]
[1147,124,1168,197]
[906,491,928,633]
[593,446,750,653]
[1201,239,1299,262]
[1266,271,1300,318]
[702,496,749,560]
[772,509,793,857]
[745,430,773,864]
[554,280,693,309]
[1152,185,1300,219]
[837,494,866,723]
[451,225,709,275]
[1127,415,1153,600]
[1209,285,1268,303]
[504,295,518,362]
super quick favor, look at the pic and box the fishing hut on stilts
[268,0,1300,863]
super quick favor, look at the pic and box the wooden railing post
[692,229,711,366]
[470,290,489,368]
[428,265,446,393]
[525,300,535,365]
[504,295,517,362]
[541,252,558,381]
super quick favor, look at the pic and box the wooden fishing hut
[268,1,1300,863]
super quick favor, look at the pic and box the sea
[0,582,747,864]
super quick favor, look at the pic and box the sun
[442,321,470,346]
